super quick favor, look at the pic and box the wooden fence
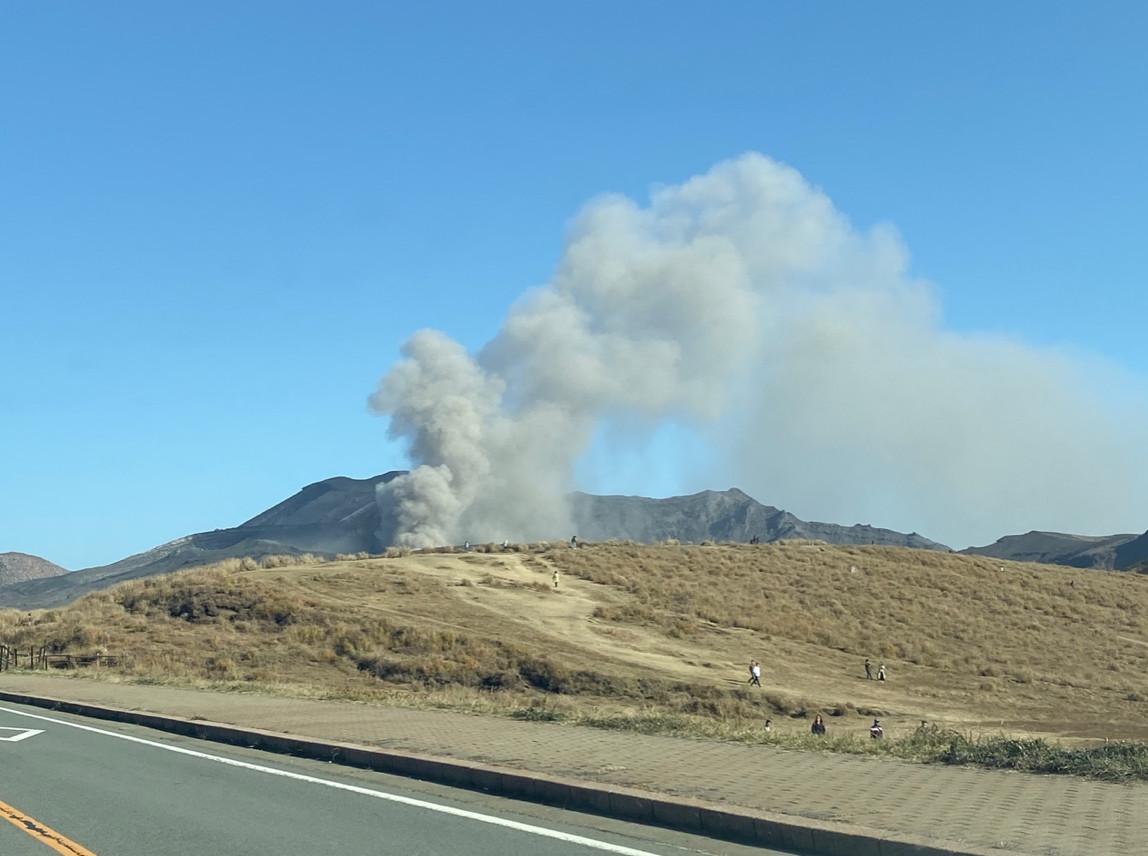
[0,645,120,672]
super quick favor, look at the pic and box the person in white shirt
[749,660,762,687]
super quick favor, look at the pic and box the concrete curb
[0,689,1000,856]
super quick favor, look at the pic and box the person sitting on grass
[869,719,884,739]
[811,714,826,736]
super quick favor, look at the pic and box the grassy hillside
[2,542,1147,776]
[553,542,1148,727]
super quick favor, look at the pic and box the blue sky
[3,2,1146,568]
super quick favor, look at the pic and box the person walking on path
[877,663,887,682]
[864,658,873,680]
[749,660,762,687]
[811,715,826,736]
[552,568,560,589]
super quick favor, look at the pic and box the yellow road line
[0,799,97,856]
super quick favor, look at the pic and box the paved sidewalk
[2,675,1143,855]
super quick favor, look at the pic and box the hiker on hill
[749,660,762,687]
[811,715,827,736]
[864,658,873,680]
[764,718,773,733]
[552,568,560,589]
[869,719,884,739]
[877,663,887,682]
[570,535,578,549]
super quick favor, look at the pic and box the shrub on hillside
[115,578,300,627]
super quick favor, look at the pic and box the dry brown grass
[551,542,1148,691]
[2,542,1147,751]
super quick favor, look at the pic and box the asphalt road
[0,701,791,856]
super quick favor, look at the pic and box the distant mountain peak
[0,552,68,587]
[241,472,405,528]
[569,489,949,551]
[962,528,1145,570]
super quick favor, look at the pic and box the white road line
[0,705,660,856]
[0,727,44,742]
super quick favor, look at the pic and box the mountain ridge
[961,529,1148,570]
[4,473,1144,609]
[570,489,947,550]
[0,473,947,608]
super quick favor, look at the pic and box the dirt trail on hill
[265,551,1141,742]
[330,555,1005,734]
[288,553,751,684]
[418,555,1145,741]
[399,554,722,680]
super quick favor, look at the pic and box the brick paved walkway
[2,675,1144,855]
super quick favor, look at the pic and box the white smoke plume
[370,153,1148,548]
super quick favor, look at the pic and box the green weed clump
[780,724,1148,783]
[560,716,1148,783]
[510,706,566,722]
[930,731,1148,782]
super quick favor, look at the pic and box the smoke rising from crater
[370,153,1148,548]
